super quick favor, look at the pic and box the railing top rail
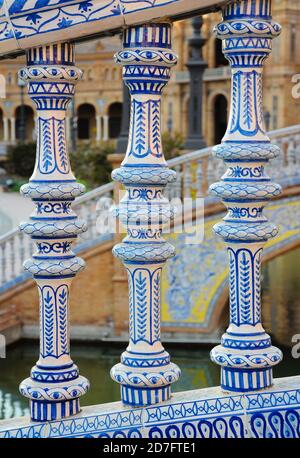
[0,227,20,244]
[0,0,227,59]
[268,124,300,139]
[73,182,114,206]
[168,146,212,168]
[167,124,300,168]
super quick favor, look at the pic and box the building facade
[0,0,299,149]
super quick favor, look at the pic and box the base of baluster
[121,385,171,406]
[30,398,80,422]
[20,372,90,422]
[221,367,273,392]
[111,359,180,407]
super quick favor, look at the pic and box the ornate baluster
[9,237,15,280]
[1,243,6,286]
[210,0,283,392]
[110,23,180,406]
[19,42,89,421]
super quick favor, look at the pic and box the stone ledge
[0,376,299,438]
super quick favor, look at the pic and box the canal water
[0,247,299,420]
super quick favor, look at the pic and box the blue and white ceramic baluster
[210,0,283,392]
[110,23,181,406]
[18,43,89,421]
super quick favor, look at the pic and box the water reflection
[262,246,300,347]
[0,342,220,420]
[0,341,298,421]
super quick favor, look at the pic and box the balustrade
[0,0,299,438]
[209,0,283,392]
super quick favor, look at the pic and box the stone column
[10,117,15,142]
[210,0,283,392]
[110,23,180,406]
[3,117,9,142]
[184,16,207,151]
[96,115,102,142]
[18,42,89,421]
[103,114,109,141]
[115,83,130,153]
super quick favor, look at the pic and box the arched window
[77,103,96,140]
[15,105,34,141]
[108,102,122,139]
[213,95,227,144]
